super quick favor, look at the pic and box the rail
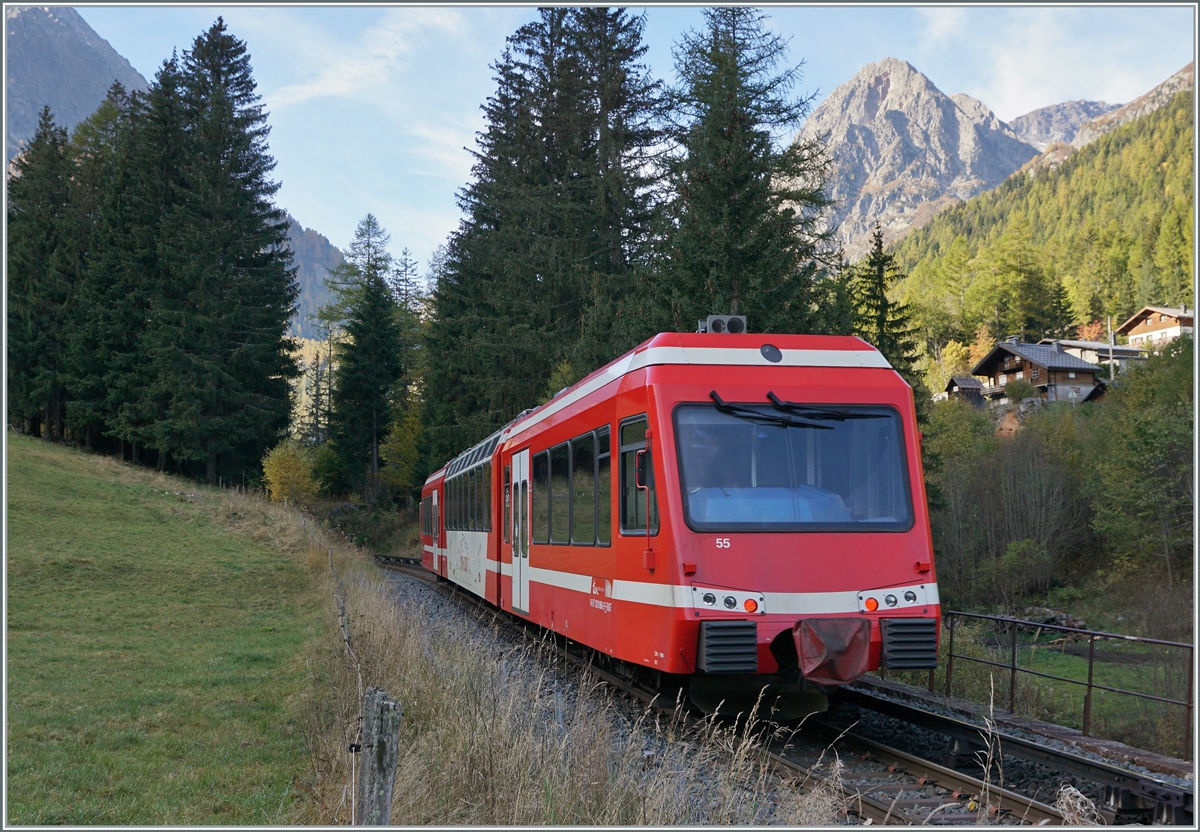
[942,611,1194,760]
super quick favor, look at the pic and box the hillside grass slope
[6,435,324,824]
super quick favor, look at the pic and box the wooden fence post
[355,688,402,825]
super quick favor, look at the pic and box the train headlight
[885,594,898,607]
[723,595,737,609]
[702,592,717,606]
[864,597,879,611]
[743,599,758,613]
[904,591,917,603]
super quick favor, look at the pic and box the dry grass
[1054,783,1104,825]
[276,509,845,825]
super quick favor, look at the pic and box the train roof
[424,332,896,486]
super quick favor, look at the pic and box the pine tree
[650,7,842,336]
[327,215,404,501]
[147,19,298,484]
[853,225,918,379]
[7,107,73,440]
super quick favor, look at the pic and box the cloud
[266,8,467,110]
[916,7,967,44]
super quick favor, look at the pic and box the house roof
[945,376,983,392]
[970,341,1102,376]
[1037,338,1146,357]
[1116,305,1195,335]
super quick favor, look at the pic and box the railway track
[834,682,1194,825]
[378,560,1075,825]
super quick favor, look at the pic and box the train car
[419,327,939,714]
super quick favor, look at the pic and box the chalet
[971,338,1104,403]
[933,376,984,406]
[1116,306,1194,348]
[1037,338,1146,375]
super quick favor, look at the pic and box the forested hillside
[893,90,1193,389]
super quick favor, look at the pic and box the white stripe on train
[456,552,937,615]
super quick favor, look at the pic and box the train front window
[675,404,912,532]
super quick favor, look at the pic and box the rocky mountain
[1071,62,1193,150]
[1008,99,1119,152]
[286,214,343,340]
[5,6,148,161]
[797,58,1041,259]
[1016,64,1192,177]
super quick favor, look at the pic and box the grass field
[6,435,325,824]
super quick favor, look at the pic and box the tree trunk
[207,455,217,486]
[43,407,53,442]
[158,449,167,472]
[132,442,140,465]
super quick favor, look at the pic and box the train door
[432,489,441,571]
[512,449,530,614]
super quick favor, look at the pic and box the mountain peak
[799,60,1037,259]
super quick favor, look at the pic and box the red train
[419,328,939,714]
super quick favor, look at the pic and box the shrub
[310,442,349,497]
[1003,378,1037,402]
[261,440,318,505]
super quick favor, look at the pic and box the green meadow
[6,435,324,824]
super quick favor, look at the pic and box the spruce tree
[148,19,298,484]
[852,225,917,379]
[62,84,131,450]
[6,107,73,440]
[424,9,664,463]
[326,215,404,501]
[650,8,842,336]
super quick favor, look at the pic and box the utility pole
[1107,316,1116,381]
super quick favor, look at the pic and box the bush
[310,442,350,497]
[1003,378,1037,402]
[261,440,318,505]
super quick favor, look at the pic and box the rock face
[1071,62,1193,149]
[286,214,343,340]
[5,6,149,160]
[798,58,1039,260]
[1008,99,1119,152]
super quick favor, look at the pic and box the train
[419,322,939,716]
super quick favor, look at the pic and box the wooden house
[1116,306,1194,348]
[1037,338,1146,375]
[934,376,984,406]
[971,338,1104,403]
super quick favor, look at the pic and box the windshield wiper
[710,391,831,430]
[766,391,887,420]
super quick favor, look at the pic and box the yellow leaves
[261,440,318,505]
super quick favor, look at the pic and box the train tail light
[743,598,758,613]
[864,597,879,612]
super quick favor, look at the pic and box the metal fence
[941,611,1193,760]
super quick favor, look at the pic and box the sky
[73,4,1196,278]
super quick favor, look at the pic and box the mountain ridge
[5,6,149,160]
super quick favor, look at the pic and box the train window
[571,432,595,545]
[597,427,611,545]
[550,442,570,544]
[504,465,511,543]
[482,461,492,532]
[674,403,912,532]
[532,451,549,543]
[473,468,481,531]
[619,416,659,535]
[451,477,458,531]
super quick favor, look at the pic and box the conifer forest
[7,9,1193,619]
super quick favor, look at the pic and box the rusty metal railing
[941,611,1194,760]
